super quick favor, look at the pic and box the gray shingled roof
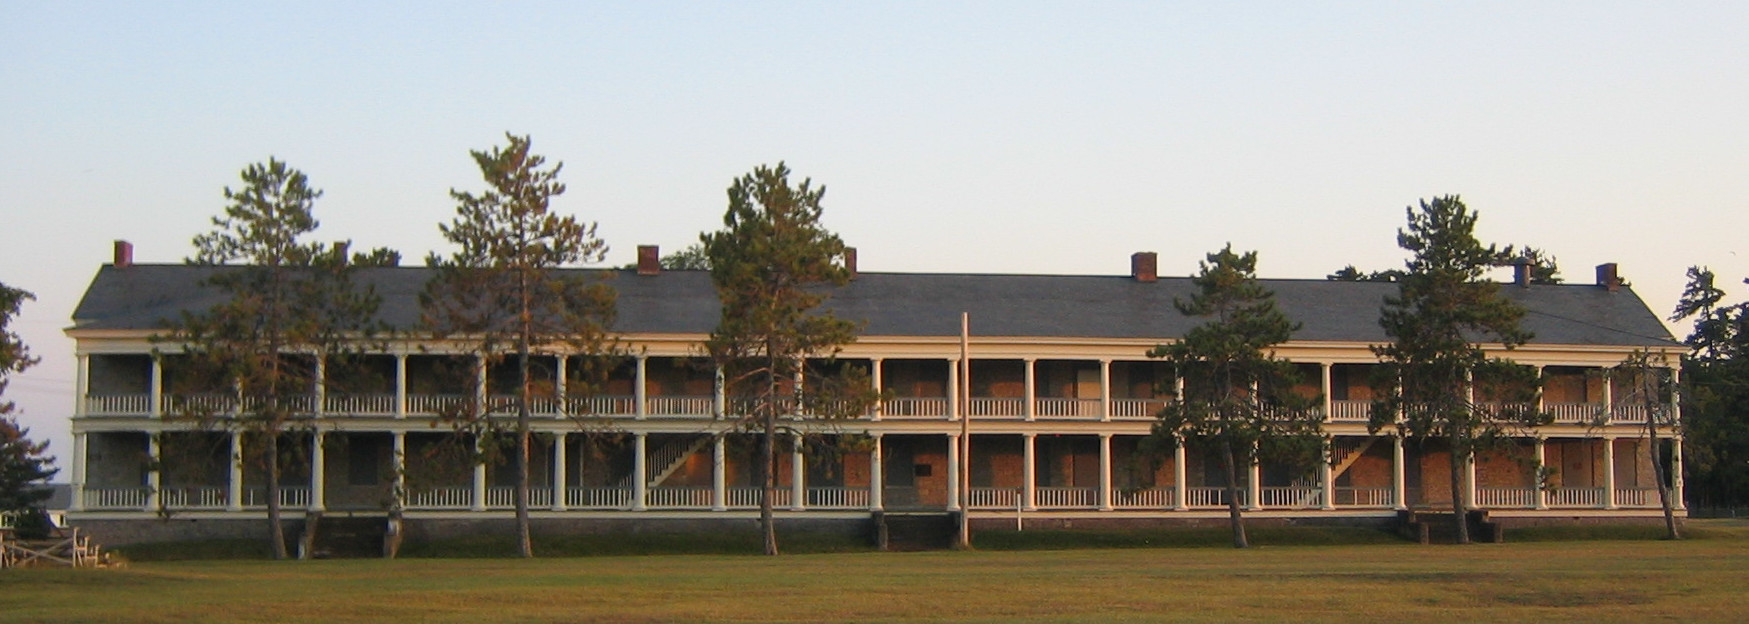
[70,265,1678,347]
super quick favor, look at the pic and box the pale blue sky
[4,2,1748,472]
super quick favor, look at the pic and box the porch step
[877,512,956,551]
[304,514,389,559]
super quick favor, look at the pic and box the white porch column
[391,431,406,511]
[791,434,806,511]
[1023,359,1036,422]
[149,355,164,416]
[869,358,884,421]
[947,358,961,421]
[1391,435,1408,510]
[1246,454,1262,511]
[552,433,568,511]
[631,432,648,511]
[1098,433,1113,511]
[394,353,408,418]
[1533,365,1545,413]
[1022,433,1038,511]
[712,435,727,511]
[74,354,88,417]
[945,434,961,511]
[1672,437,1687,511]
[226,432,244,512]
[1603,436,1618,509]
[310,431,327,512]
[1463,451,1476,511]
[146,434,161,510]
[868,434,884,511]
[1603,370,1615,416]
[471,435,488,512]
[70,432,88,511]
[1099,359,1112,422]
[1172,437,1188,511]
[713,364,726,420]
[313,356,326,417]
[1319,449,1335,510]
[1534,437,1549,510]
[1319,363,1332,421]
[634,355,648,420]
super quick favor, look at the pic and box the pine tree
[1368,196,1541,544]
[422,133,617,558]
[1670,266,1749,510]
[702,162,876,556]
[170,159,392,559]
[1148,245,1325,548]
[0,282,56,534]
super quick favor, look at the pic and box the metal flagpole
[957,312,972,549]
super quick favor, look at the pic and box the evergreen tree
[1670,266,1749,509]
[170,158,392,559]
[1368,196,1542,544]
[0,282,56,533]
[1147,245,1325,548]
[422,133,617,558]
[1609,349,1682,538]
[702,162,876,556]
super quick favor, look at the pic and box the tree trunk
[1221,437,1249,549]
[760,398,779,556]
[515,348,534,558]
[1447,430,1470,545]
[266,433,288,560]
[1648,418,1681,540]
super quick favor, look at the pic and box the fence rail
[1113,487,1175,509]
[83,488,150,509]
[966,398,1025,418]
[243,486,311,508]
[1034,398,1102,419]
[83,394,150,415]
[1329,400,1371,423]
[1036,486,1097,508]
[566,487,632,509]
[1476,486,1537,508]
[159,487,228,509]
[726,487,793,509]
[883,397,948,418]
[1188,486,1244,508]
[1332,486,1393,507]
[407,486,472,509]
[566,395,636,416]
[968,487,1019,509]
[1109,398,1167,420]
[1546,403,1603,424]
[807,487,870,509]
[324,394,395,415]
[1259,486,1321,508]
[1547,487,1606,508]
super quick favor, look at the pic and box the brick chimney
[1131,252,1158,282]
[1512,259,1531,288]
[843,247,858,279]
[1595,263,1620,292]
[113,240,133,268]
[637,245,660,276]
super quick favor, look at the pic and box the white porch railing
[83,394,150,415]
[1329,400,1371,423]
[162,393,238,416]
[567,487,632,509]
[1546,403,1604,424]
[83,488,150,509]
[407,486,472,509]
[566,395,636,416]
[485,486,552,508]
[1188,486,1244,508]
[1615,487,1662,508]
[1109,398,1167,420]
[647,396,714,417]
[1611,405,1654,424]
[1547,487,1606,508]
[807,487,870,509]
[1475,486,1537,508]
[966,398,1025,418]
[646,486,713,508]
[324,394,395,415]
[968,487,1020,509]
[1259,486,1321,509]
[726,487,793,509]
[883,397,948,419]
[1113,487,1175,509]
[1034,398,1103,419]
[243,486,312,508]
[1332,486,1393,507]
[160,487,228,509]
[407,394,469,415]
[1036,486,1097,508]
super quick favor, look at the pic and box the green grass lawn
[5,522,1748,623]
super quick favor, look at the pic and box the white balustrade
[567,487,633,509]
[1035,486,1097,508]
[485,486,552,508]
[1329,400,1372,423]
[1546,403,1604,424]
[159,487,228,509]
[1034,398,1103,419]
[1546,487,1606,508]
[407,394,469,415]
[882,398,948,419]
[323,394,395,415]
[83,394,150,415]
[1332,486,1393,507]
[1615,488,1659,507]
[968,487,1020,509]
[1475,486,1536,508]
[726,487,793,508]
[1611,405,1651,424]
[647,396,714,417]
[407,486,472,509]
[566,395,636,416]
[966,398,1025,418]
[1259,486,1322,508]
[1112,487,1175,509]
[1188,486,1243,508]
[83,488,150,509]
[244,486,311,508]
[807,487,870,508]
[1109,399,1167,420]
[645,486,712,508]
